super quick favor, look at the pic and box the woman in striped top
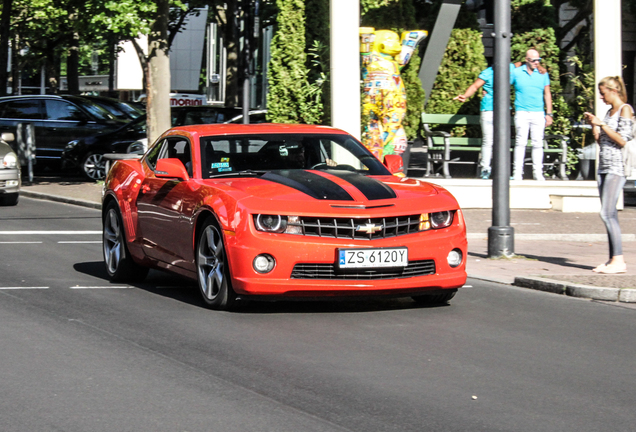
[584,76,634,274]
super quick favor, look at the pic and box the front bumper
[0,168,21,194]
[224,226,467,297]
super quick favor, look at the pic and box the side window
[1,100,43,120]
[169,139,192,176]
[145,137,192,176]
[44,100,87,121]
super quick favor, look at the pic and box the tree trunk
[225,0,239,107]
[0,0,12,96]
[146,0,172,144]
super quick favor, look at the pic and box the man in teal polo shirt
[511,48,553,181]
[455,63,516,179]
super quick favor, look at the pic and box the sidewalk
[19,177,636,303]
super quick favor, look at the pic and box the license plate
[337,247,408,269]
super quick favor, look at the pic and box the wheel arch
[193,208,221,252]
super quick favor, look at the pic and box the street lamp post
[488,0,514,258]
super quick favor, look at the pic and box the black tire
[103,201,148,282]
[0,193,19,206]
[82,152,106,181]
[412,289,457,306]
[196,217,236,310]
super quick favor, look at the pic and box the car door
[136,136,196,269]
[41,98,110,160]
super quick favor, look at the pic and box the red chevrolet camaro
[102,123,467,310]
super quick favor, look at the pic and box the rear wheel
[412,289,457,306]
[82,152,106,180]
[103,202,148,282]
[196,217,236,310]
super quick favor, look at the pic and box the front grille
[291,260,435,280]
[289,215,422,240]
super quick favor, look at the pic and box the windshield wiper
[208,169,267,178]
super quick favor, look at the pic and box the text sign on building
[170,94,207,106]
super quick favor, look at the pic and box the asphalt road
[1,197,635,432]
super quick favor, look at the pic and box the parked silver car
[0,132,20,205]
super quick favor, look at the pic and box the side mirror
[383,154,404,175]
[1,132,15,143]
[155,158,190,181]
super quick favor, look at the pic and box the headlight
[254,214,302,234]
[2,152,17,168]
[420,211,454,231]
[65,140,79,151]
[430,211,453,229]
[255,214,287,233]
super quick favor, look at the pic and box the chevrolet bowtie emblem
[356,223,383,234]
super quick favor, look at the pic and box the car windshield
[116,102,144,119]
[96,101,144,120]
[74,99,118,121]
[200,133,390,179]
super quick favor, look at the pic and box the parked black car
[0,95,128,170]
[62,106,267,180]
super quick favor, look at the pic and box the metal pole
[242,0,251,124]
[487,0,514,258]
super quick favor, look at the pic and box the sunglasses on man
[527,57,542,62]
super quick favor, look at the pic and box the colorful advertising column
[360,28,427,160]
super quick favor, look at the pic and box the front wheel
[82,152,106,180]
[196,217,236,310]
[103,202,148,282]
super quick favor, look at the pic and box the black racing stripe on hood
[323,170,397,200]
[261,170,354,201]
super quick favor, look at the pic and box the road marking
[0,286,49,290]
[0,231,101,235]
[0,241,43,244]
[58,241,102,244]
[70,286,132,289]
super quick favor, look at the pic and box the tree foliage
[426,28,487,119]
[266,0,322,124]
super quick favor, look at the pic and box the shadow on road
[467,251,594,271]
[73,261,452,313]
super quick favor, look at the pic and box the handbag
[621,105,636,177]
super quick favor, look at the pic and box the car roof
[0,94,106,105]
[0,94,67,101]
[168,123,350,136]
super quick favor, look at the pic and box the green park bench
[420,113,568,179]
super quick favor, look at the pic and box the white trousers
[479,111,493,171]
[513,111,545,178]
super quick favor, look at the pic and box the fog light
[5,180,18,187]
[253,254,276,273]
[447,249,463,268]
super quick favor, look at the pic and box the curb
[21,190,102,210]
[514,276,636,303]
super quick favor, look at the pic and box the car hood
[200,169,457,213]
